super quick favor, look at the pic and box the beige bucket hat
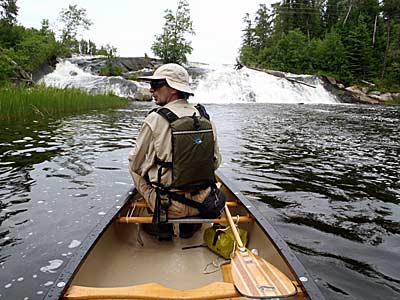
[138,63,194,95]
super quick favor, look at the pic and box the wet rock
[134,85,152,101]
[32,59,56,82]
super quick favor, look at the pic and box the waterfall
[41,57,338,104]
[191,65,338,104]
[40,57,139,99]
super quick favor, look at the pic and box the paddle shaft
[224,203,244,248]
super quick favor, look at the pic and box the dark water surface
[1,102,399,300]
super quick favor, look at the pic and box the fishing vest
[149,103,217,223]
[153,103,216,191]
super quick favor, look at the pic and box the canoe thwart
[64,282,240,300]
[130,201,238,208]
[116,215,254,224]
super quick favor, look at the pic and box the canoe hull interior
[71,218,296,291]
[46,173,324,300]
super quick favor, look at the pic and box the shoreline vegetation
[239,2,400,95]
[0,85,129,121]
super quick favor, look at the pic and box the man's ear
[170,88,179,96]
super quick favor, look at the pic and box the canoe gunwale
[44,187,136,300]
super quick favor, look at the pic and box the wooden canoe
[45,171,325,300]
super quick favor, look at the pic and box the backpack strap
[166,191,204,210]
[195,103,210,120]
[157,105,209,121]
[156,107,179,123]
[147,107,158,116]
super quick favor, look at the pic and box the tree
[239,13,257,64]
[0,0,18,25]
[342,15,374,80]
[58,4,92,52]
[151,0,195,64]
[323,0,341,30]
[253,4,273,51]
[381,0,400,79]
[314,28,345,74]
[241,13,254,48]
[88,40,96,55]
[264,29,312,73]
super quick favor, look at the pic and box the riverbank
[0,85,129,121]
[321,76,400,105]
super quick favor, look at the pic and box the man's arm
[128,122,155,181]
[212,121,222,170]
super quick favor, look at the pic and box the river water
[0,101,399,300]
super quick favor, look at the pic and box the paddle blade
[231,248,297,299]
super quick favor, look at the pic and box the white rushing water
[41,58,139,99]
[191,64,338,104]
[41,57,338,104]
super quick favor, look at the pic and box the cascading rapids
[40,57,139,99]
[191,64,338,104]
[41,57,338,104]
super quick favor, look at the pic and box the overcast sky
[17,0,276,64]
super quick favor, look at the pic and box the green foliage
[0,21,24,48]
[0,0,18,25]
[0,85,128,121]
[342,15,375,81]
[241,13,255,48]
[14,27,59,72]
[58,4,92,53]
[239,46,258,66]
[151,0,194,64]
[0,3,116,86]
[239,1,400,90]
[98,44,121,76]
[260,29,312,73]
[385,22,400,82]
[313,29,345,74]
[0,49,16,82]
[99,65,123,76]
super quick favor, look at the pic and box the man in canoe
[128,63,225,240]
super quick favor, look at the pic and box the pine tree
[381,0,400,79]
[342,15,374,80]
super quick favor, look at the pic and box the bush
[99,65,123,76]
[0,50,16,83]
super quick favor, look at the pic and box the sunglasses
[150,81,167,91]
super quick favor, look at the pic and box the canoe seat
[64,281,241,300]
[116,214,253,224]
[116,200,254,224]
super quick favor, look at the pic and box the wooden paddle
[224,204,297,299]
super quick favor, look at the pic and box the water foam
[192,65,338,104]
[40,60,138,98]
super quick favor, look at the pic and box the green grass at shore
[0,86,129,120]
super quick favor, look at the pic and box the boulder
[134,85,152,101]
[32,59,56,82]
